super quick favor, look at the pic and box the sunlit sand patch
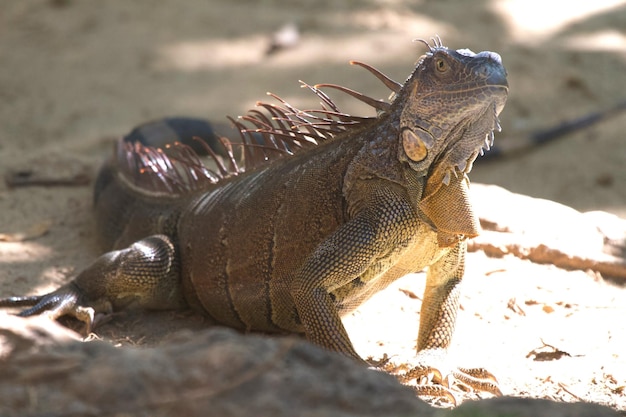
[491,0,626,42]
[561,30,626,53]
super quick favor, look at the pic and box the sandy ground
[1,0,625,412]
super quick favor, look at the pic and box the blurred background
[1,0,625,216]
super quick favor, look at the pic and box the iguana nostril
[477,66,490,78]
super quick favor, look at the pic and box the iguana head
[397,39,509,183]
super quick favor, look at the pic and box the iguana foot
[0,234,186,335]
[399,364,501,405]
[0,282,111,335]
[381,349,502,406]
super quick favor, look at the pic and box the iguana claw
[453,367,502,396]
[412,384,458,406]
[0,282,109,335]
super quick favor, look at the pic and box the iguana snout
[467,50,507,89]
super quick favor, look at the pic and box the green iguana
[0,38,508,400]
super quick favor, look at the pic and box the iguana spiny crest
[121,37,506,184]
[119,37,507,245]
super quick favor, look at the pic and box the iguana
[0,38,508,400]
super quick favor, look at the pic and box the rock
[470,184,626,281]
[0,314,621,416]
[0,314,430,417]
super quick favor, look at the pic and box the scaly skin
[0,38,508,400]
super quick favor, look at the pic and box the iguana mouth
[437,97,506,187]
[442,61,508,184]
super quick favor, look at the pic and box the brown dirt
[1,0,625,412]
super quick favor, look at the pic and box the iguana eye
[435,57,448,72]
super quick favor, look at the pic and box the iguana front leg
[0,235,186,333]
[399,240,501,401]
[291,212,388,362]
[290,186,420,362]
[418,240,465,353]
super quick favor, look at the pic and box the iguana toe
[0,282,112,335]
[453,367,502,396]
